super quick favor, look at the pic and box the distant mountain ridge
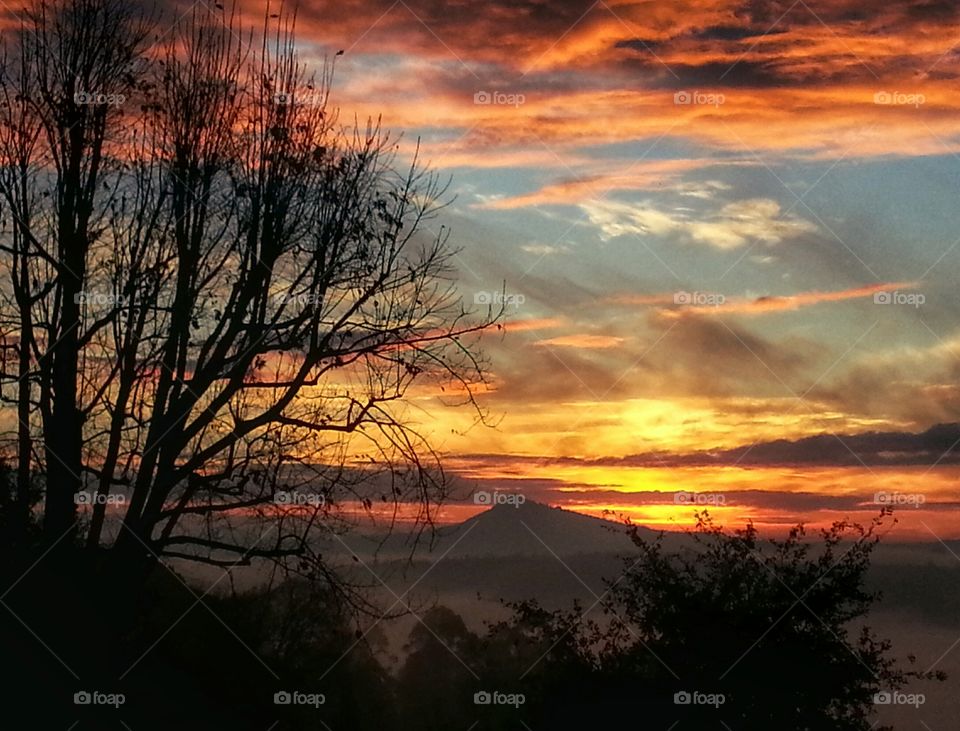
[428,500,647,558]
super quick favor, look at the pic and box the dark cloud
[904,0,960,21]
[535,487,874,511]
[733,0,825,26]
[457,422,960,468]
[612,51,790,88]
[614,38,666,53]
[812,354,960,428]
[287,0,606,63]
[656,60,787,89]
[644,312,817,397]
[733,0,960,32]
[690,25,788,42]
[616,422,960,467]
[486,337,647,404]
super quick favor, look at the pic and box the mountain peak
[436,500,638,558]
[477,498,565,518]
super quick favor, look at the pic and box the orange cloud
[534,334,625,348]
[502,317,567,333]
[298,0,960,172]
[479,159,733,209]
[612,282,921,317]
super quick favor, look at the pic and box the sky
[82,0,960,537]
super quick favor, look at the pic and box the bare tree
[0,0,497,585]
[0,0,152,547]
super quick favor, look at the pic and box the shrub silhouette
[400,511,944,731]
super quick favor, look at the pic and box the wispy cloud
[534,334,625,348]
[582,197,818,248]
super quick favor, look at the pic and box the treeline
[1,499,941,731]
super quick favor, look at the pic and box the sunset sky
[203,1,960,536]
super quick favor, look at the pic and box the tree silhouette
[604,511,943,730]
[441,512,946,731]
[397,606,483,730]
[0,0,496,581]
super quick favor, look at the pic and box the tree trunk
[14,238,33,542]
